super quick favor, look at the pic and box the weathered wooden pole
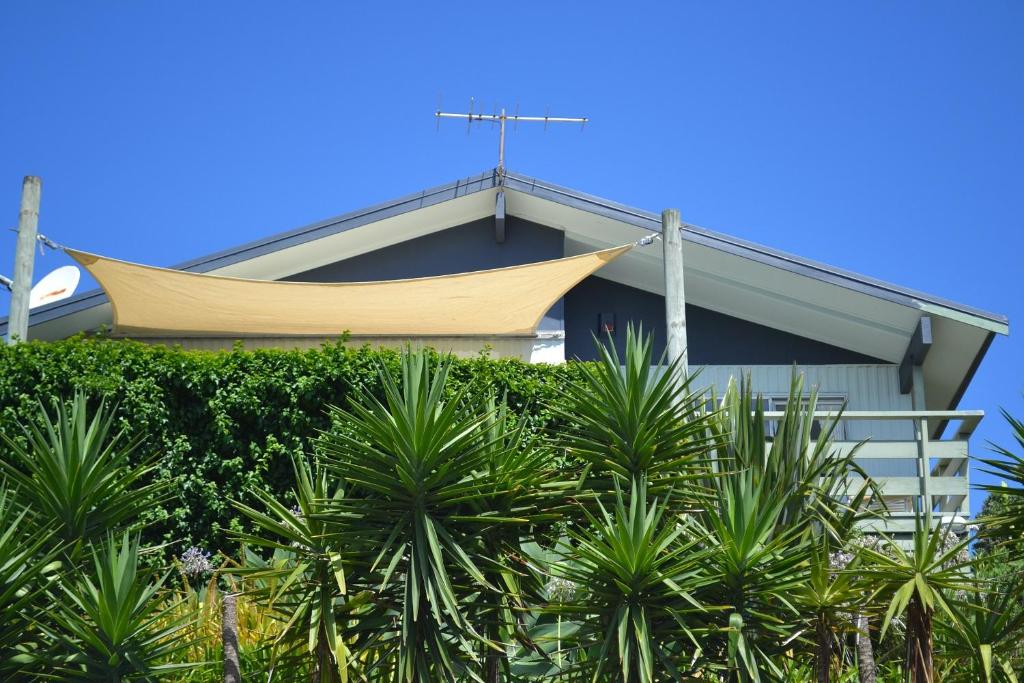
[7,176,41,345]
[662,208,688,376]
[222,593,241,683]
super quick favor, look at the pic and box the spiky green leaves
[0,392,167,555]
[551,480,711,683]
[41,532,201,681]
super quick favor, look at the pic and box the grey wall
[564,276,885,364]
[285,217,565,330]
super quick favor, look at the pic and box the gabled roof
[1,168,1008,413]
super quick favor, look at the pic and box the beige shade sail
[67,245,632,337]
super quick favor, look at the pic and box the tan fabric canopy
[68,245,632,337]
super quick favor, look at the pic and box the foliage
[979,409,1024,546]
[40,531,203,681]
[555,326,715,494]
[934,576,1024,682]
[860,517,978,683]
[550,480,712,682]
[0,484,62,677]
[0,391,167,557]
[0,337,588,555]
[1,332,1023,681]
[232,453,356,681]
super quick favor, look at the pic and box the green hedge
[0,337,590,556]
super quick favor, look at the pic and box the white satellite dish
[29,265,80,309]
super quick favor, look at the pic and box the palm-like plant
[0,484,62,677]
[693,467,812,683]
[556,326,718,496]
[934,576,1024,682]
[0,392,167,557]
[41,531,201,681]
[795,542,865,683]
[691,374,875,682]
[232,453,362,681]
[711,374,875,543]
[550,479,712,682]
[464,398,567,683]
[317,350,524,682]
[979,409,1024,541]
[860,518,978,683]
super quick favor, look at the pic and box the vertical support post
[910,367,931,518]
[7,176,41,345]
[222,593,241,683]
[662,208,688,377]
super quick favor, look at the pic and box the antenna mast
[436,103,588,178]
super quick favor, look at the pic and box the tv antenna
[436,98,588,178]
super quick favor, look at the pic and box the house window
[768,395,847,441]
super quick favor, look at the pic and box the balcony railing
[760,409,981,535]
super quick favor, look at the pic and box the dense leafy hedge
[0,337,590,555]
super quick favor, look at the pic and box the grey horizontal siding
[692,364,913,440]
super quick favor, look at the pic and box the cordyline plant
[316,350,552,682]
[232,453,363,682]
[0,392,168,559]
[548,479,714,682]
[0,484,62,678]
[860,517,978,683]
[39,531,202,681]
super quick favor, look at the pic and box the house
[1,169,1009,537]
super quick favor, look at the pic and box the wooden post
[7,176,41,345]
[222,593,241,683]
[910,366,932,518]
[662,208,688,376]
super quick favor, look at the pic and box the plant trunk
[816,617,831,683]
[907,596,934,683]
[856,613,876,683]
[486,655,501,683]
[485,604,504,683]
[222,593,241,683]
[313,622,338,683]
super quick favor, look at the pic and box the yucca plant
[711,374,875,544]
[0,483,62,677]
[232,453,363,682]
[693,465,812,683]
[933,575,1024,683]
[556,325,718,498]
[317,350,525,682]
[549,479,713,682]
[979,409,1024,542]
[0,392,168,558]
[463,397,567,683]
[794,542,865,683]
[690,374,875,682]
[40,531,202,681]
[860,518,978,683]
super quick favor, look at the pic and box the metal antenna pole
[498,108,506,173]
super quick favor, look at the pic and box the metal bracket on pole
[0,274,12,292]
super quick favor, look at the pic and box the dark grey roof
[1,168,1008,334]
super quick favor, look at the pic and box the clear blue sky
[2,2,1021,514]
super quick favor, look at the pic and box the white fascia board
[207,190,497,281]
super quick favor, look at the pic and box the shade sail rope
[67,242,637,337]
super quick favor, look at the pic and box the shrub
[0,337,588,555]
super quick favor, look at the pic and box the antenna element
[435,104,588,178]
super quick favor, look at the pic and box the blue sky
[1,2,1021,514]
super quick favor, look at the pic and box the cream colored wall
[134,335,567,363]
